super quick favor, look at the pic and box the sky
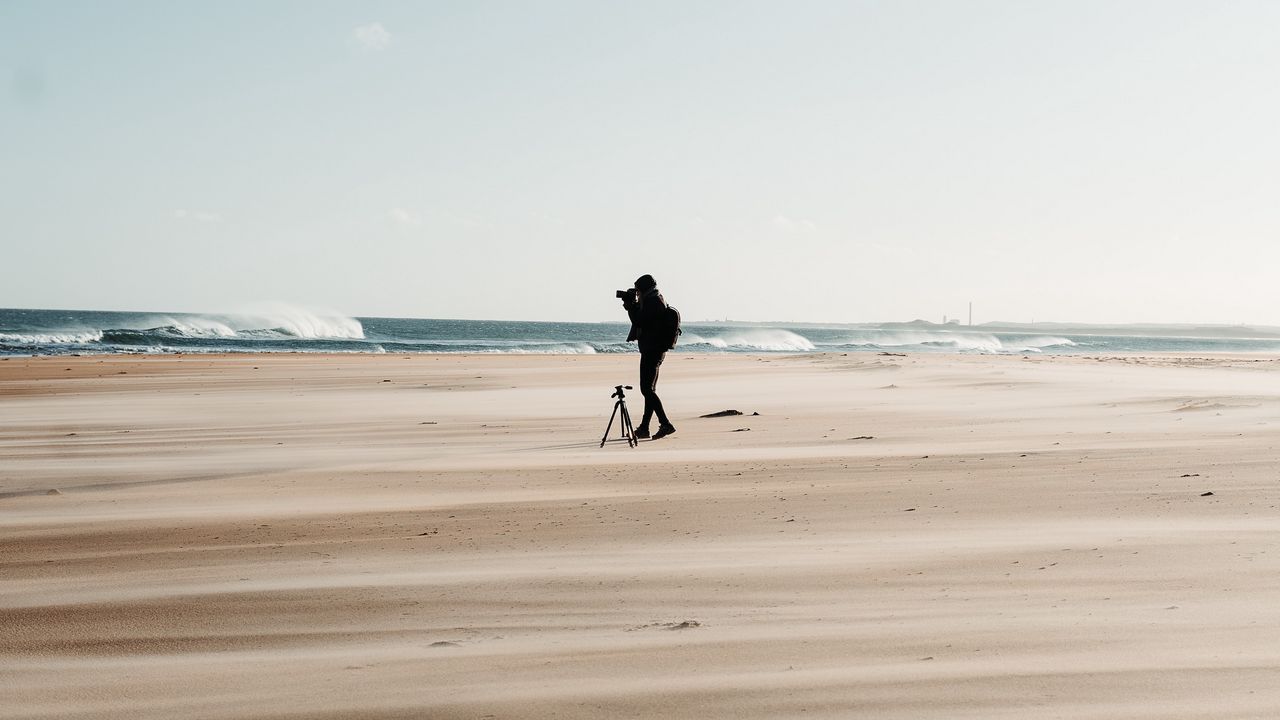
[3,0,1280,325]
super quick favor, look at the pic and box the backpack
[663,305,682,348]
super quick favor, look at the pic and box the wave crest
[1019,335,1076,349]
[832,330,1077,354]
[147,317,239,338]
[682,329,816,352]
[224,305,365,339]
[0,330,104,345]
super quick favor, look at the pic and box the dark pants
[639,350,669,428]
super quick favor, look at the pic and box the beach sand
[4,351,1280,719]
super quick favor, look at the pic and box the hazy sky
[4,1,1279,324]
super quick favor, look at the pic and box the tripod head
[611,384,633,399]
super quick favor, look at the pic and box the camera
[616,288,636,301]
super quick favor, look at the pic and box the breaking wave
[231,306,365,339]
[1019,335,1077,350]
[0,306,366,355]
[830,331,1075,354]
[682,329,816,352]
[0,330,105,345]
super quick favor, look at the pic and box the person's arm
[623,297,641,342]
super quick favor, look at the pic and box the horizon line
[2,305,1279,332]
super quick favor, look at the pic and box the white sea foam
[118,305,363,340]
[921,333,1004,352]
[147,316,238,337]
[483,343,600,354]
[831,330,1075,354]
[844,330,996,349]
[1018,336,1076,349]
[925,334,1076,353]
[683,329,816,352]
[226,304,365,339]
[0,330,104,345]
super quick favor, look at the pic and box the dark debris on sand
[627,620,703,632]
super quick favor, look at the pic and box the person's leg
[638,352,659,432]
[643,352,675,438]
[648,354,669,426]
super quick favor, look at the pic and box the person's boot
[633,425,651,439]
[652,423,677,440]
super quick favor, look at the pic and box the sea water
[2,307,1279,357]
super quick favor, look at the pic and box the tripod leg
[601,399,621,448]
[620,401,637,447]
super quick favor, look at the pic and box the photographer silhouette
[619,274,679,440]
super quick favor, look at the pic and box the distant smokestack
[968,302,972,326]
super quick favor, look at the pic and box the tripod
[600,384,638,448]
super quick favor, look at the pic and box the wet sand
[4,351,1280,719]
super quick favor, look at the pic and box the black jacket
[626,288,671,354]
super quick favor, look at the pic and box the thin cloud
[353,22,391,51]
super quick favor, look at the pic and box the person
[621,274,676,440]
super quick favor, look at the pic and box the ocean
[3,307,1279,357]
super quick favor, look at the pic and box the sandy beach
[4,351,1280,719]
